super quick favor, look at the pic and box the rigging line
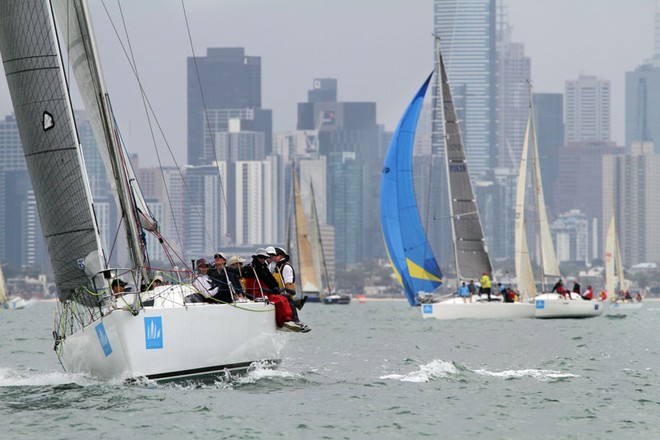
[100,1,221,256]
[181,0,230,245]
[100,0,187,255]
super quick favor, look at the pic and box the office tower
[564,75,611,143]
[556,141,622,255]
[550,209,595,264]
[184,163,229,259]
[625,10,660,151]
[434,0,497,175]
[533,93,564,218]
[297,79,380,261]
[327,152,366,266]
[187,48,272,165]
[232,159,278,246]
[496,5,531,170]
[603,142,660,266]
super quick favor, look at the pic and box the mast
[435,37,461,287]
[53,0,149,287]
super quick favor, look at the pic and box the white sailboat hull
[3,297,31,310]
[421,299,535,320]
[59,295,282,381]
[534,293,604,319]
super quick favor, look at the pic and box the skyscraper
[625,10,660,150]
[533,93,564,218]
[496,5,531,170]
[434,0,497,175]
[187,48,272,165]
[564,75,611,143]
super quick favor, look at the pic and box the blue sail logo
[95,322,112,356]
[144,317,163,349]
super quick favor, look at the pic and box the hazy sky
[0,0,656,167]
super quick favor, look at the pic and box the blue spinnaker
[379,73,443,306]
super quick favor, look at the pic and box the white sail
[514,111,537,297]
[529,106,561,281]
[604,216,616,298]
[437,39,492,281]
[292,168,321,293]
[0,265,7,304]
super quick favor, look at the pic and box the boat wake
[473,368,579,381]
[0,367,100,387]
[380,359,459,382]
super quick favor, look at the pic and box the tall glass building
[433,0,497,175]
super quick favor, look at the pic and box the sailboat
[604,215,642,314]
[288,167,349,305]
[0,264,29,310]
[515,89,602,319]
[0,0,281,380]
[380,38,534,320]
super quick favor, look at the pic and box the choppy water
[1,300,659,439]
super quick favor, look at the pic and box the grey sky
[0,0,656,167]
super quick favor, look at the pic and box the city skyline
[0,0,656,168]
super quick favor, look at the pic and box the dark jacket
[207,265,244,303]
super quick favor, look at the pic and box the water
[1,300,659,439]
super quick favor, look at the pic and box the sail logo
[95,322,112,357]
[144,317,163,350]
[422,304,433,314]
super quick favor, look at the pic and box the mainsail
[514,90,561,293]
[514,105,537,297]
[292,167,321,293]
[437,41,492,281]
[0,0,107,304]
[379,73,443,306]
[605,215,625,298]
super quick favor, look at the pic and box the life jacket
[273,261,296,291]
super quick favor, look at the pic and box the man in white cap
[265,246,277,272]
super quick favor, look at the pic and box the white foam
[0,367,99,387]
[380,359,458,383]
[473,368,579,381]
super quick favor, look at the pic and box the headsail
[0,0,106,304]
[380,73,443,306]
[437,41,492,281]
[514,104,537,297]
[604,216,616,298]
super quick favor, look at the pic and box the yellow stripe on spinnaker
[407,258,442,283]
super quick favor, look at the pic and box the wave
[0,367,100,387]
[473,368,579,381]
[379,359,459,382]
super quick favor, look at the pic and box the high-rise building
[187,48,272,165]
[297,79,380,262]
[534,93,564,218]
[434,0,497,175]
[603,142,660,266]
[556,141,622,255]
[550,209,595,264]
[496,4,531,170]
[327,152,365,266]
[625,11,660,150]
[564,75,611,143]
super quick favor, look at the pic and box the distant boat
[0,264,29,310]
[323,293,351,305]
[379,37,533,319]
[515,86,602,319]
[604,215,643,314]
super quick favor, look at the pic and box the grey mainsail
[0,0,106,304]
[437,40,493,281]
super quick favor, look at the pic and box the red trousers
[244,278,292,327]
